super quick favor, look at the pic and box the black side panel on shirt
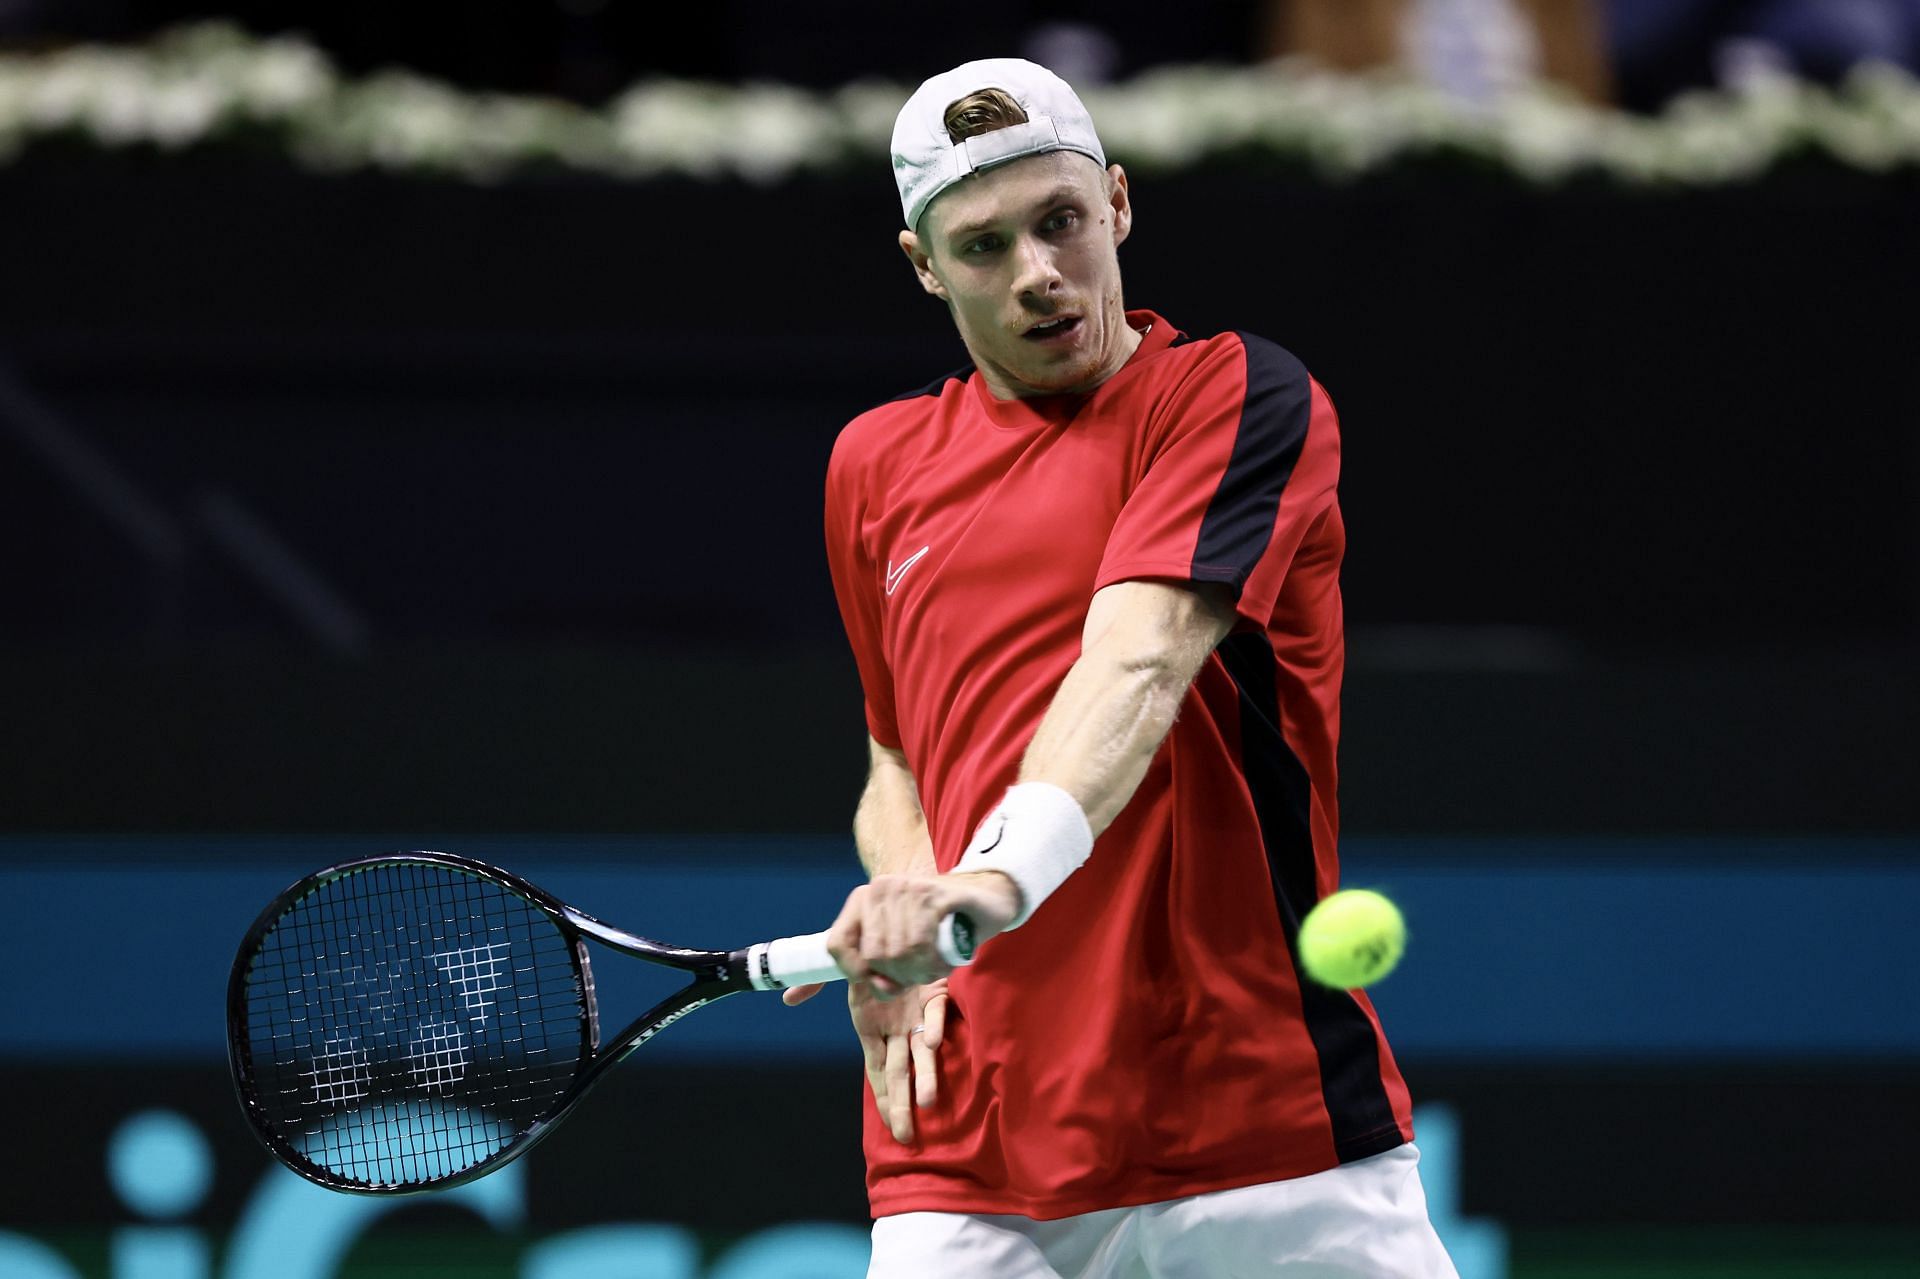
[885,363,975,404]
[1216,631,1404,1163]
[1191,335,1312,592]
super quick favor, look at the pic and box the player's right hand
[822,871,1015,991]
[851,978,949,1143]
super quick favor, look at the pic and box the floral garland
[2,22,1918,184]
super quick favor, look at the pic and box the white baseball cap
[891,58,1107,232]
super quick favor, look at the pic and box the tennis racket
[227,850,976,1194]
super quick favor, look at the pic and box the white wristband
[953,782,1093,929]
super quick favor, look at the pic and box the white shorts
[868,1143,1459,1278]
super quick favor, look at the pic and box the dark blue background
[4,836,1912,1062]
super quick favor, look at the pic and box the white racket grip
[746,932,842,991]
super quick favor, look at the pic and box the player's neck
[979,318,1146,402]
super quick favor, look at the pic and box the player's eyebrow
[945,186,1083,244]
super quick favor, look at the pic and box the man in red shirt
[783,57,1459,1276]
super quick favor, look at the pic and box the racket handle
[742,913,977,992]
[746,932,840,989]
[936,912,977,967]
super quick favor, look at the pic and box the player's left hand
[825,870,1021,993]
[782,972,950,1143]
[854,977,949,1143]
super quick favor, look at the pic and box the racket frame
[227,850,782,1195]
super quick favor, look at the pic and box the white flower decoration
[0,21,1916,184]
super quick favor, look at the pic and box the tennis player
[785,58,1459,1277]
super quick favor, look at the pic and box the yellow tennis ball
[1298,889,1406,989]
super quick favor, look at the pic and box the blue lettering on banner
[222,1151,524,1279]
[0,1105,1503,1278]
[109,1112,213,1220]
[0,1236,80,1279]
[523,1226,703,1279]
[0,1098,1497,1267]
[1415,1105,1508,1278]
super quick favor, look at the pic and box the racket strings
[240,861,588,1187]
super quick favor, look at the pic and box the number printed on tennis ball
[1297,889,1406,989]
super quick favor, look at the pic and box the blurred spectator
[1731,0,1919,80]
[1263,0,1613,102]
[1265,0,1920,108]
[1609,0,1920,110]
[1404,0,1546,102]
[5,0,1912,109]
[1021,20,1125,86]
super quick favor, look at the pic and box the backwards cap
[891,58,1106,232]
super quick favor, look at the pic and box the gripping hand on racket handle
[782,869,1015,1143]
[780,867,1019,1006]
[813,780,1094,993]
[827,869,1022,992]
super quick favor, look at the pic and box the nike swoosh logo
[885,545,931,597]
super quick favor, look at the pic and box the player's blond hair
[942,88,1029,142]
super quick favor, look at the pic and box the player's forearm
[1018,582,1235,836]
[1018,647,1197,837]
[854,741,937,878]
[930,583,1234,943]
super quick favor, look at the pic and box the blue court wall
[2,834,1913,1063]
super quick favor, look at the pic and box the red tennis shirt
[823,309,1414,1220]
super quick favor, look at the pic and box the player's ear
[1106,164,1132,249]
[899,229,949,301]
